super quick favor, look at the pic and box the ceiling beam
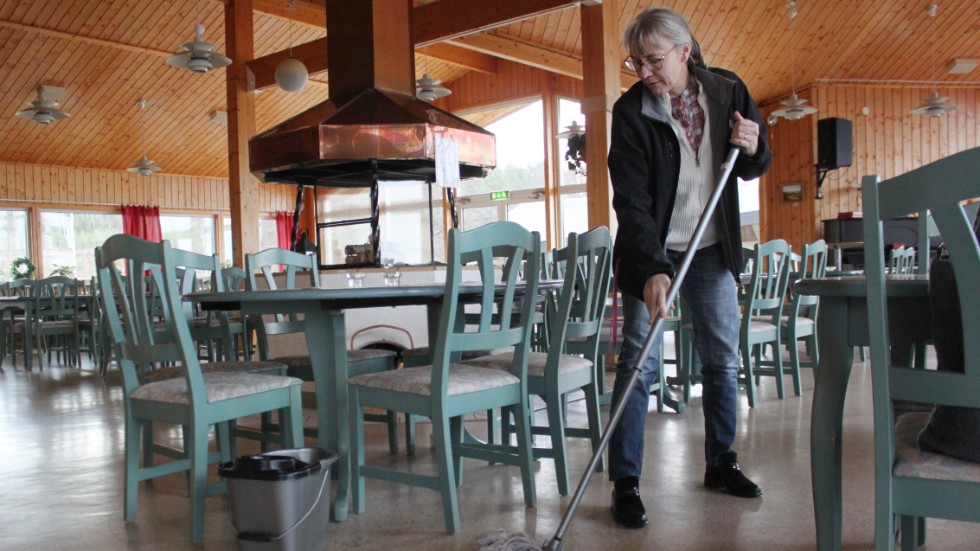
[246,0,581,90]
[449,33,637,90]
[247,0,326,27]
[421,43,497,75]
[0,18,171,58]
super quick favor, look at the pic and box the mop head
[475,530,545,551]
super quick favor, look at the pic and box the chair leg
[433,414,461,534]
[349,390,366,514]
[583,381,605,472]
[740,342,756,408]
[188,424,210,542]
[124,419,144,522]
[511,401,537,508]
[545,391,570,496]
[773,339,786,399]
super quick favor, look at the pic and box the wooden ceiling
[1,0,977,180]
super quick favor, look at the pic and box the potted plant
[49,265,76,278]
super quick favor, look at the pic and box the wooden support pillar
[580,0,621,235]
[224,0,259,268]
[542,78,559,249]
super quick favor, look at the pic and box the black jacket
[608,66,772,300]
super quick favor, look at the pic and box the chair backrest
[793,239,829,313]
[863,147,980,411]
[245,248,320,292]
[549,227,612,361]
[4,278,33,297]
[862,148,980,542]
[32,276,83,320]
[743,239,792,323]
[95,234,207,401]
[245,248,319,335]
[431,221,540,397]
[221,266,247,291]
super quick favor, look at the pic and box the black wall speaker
[817,117,853,169]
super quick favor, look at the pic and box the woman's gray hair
[623,7,708,69]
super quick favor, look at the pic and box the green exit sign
[490,191,510,201]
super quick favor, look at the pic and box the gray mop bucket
[219,448,336,551]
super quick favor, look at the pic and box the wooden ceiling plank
[414,0,579,45]
[248,0,581,90]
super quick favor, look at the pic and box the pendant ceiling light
[912,4,956,117]
[167,2,232,74]
[128,100,162,176]
[557,120,586,139]
[275,0,308,92]
[15,84,70,125]
[416,72,452,102]
[770,1,817,123]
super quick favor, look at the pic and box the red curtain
[121,205,162,242]
[275,211,295,250]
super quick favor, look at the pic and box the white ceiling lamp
[557,120,586,139]
[275,0,308,92]
[770,1,817,124]
[15,84,70,125]
[128,100,162,176]
[912,4,956,117]
[167,1,231,74]
[416,73,452,102]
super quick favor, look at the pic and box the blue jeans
[608,243,742,479]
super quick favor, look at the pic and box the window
[316,182,443,266]
[0,209,29,282]
[40,211,122,280]
[222,216,279,264]
[459,100,545,198]
[556,98,588,246]
[738,178,761,247]
[160,215,215,256]
[458,100,548,241]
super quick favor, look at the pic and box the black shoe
[611,482,648,528]
[704,461,763,498]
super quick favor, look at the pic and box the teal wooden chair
[862,148,980,551]
[465,226,610,495]
[740,239,793,406]
[779,239,828,395]
[348,221,541,533]
[95,234,304,542]
[245,247,402,453]
[15,276,84,368]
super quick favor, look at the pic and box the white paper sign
[435,135,461,189]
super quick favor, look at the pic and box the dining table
[189,279,558,522]
[793,274,930,551]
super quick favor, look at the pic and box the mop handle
[544,147,740,551]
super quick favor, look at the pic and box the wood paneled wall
[760,83,979,253]
[442,58,583,112]
[0,161,296,213]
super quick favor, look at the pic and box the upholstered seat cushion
[144,360,287,383]
[401,346,508,362]
[780,316,814,330]
[37,320,75,330]
[748,319,779,333]
[461,350,592,378]
[892,412,980,482]
[348,364,519,396]
[131,371,302,404]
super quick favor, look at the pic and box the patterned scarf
[670,77,705,155]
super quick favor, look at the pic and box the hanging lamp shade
[912,92,957,117]
[167,23,232,73]
[557,121,586,139]
[771,93,818,121]
[912,4,956,117]
[275,57,309,92]
[128,155,163,176]
[15,85,70,125]
[416,73,451,102]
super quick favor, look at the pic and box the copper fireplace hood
[249,0,496,186]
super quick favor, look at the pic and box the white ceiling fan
[15,85,70,125]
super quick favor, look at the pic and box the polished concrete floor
[2,347,979,551]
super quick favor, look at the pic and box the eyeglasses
[624,45,680,73]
